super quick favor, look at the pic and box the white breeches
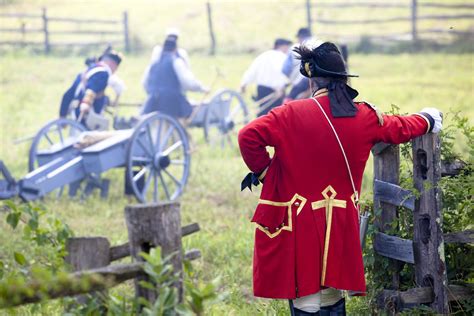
[292,288,343,313]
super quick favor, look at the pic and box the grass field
[0,51,472,315]
[0,0,473,315]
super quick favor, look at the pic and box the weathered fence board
[125,202,183,305]
[373,179,415,210]
[373,232,415,264]
[444,229,474,244]
[109,222,200,261]
[373,143,403,290]
[412,134,448,313]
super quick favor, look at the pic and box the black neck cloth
[318,80,359,118]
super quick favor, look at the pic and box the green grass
[0,51,472,315]
[1,0,473,54]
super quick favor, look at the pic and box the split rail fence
[0,8,130,53]
[2,202,200,309]
[371,134,473,314]
[305,0,474,43]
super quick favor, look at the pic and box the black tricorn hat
[100,50,123,65]
[294,42,358,78]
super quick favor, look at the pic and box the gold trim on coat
[256,194,307,238]
[311,185,347,285]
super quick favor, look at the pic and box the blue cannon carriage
[0,89,249,203]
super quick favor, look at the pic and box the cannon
[1,113,190,203]
[1,89,249,203]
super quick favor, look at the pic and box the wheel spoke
[160,126,175,150]
[146,124,155,152]
[163,168,181,186]
[161,141,182,156]
[137,137,154,158]
[142,169,154,197]
[57,126,64,144]
[44,133,54,146]
[133,166,149,182]
[153,171,158,202]
[156,119,163,151]
[158,172,171,200]
[170,160,185,165]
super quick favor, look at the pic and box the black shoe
[320,298,346,316]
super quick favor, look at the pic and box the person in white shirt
[283,28,323,101]
[240,38,292,116]
[142,37,208,118]
[142,28,190,91]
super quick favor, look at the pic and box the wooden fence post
[411,0,418,42]
[65,237,111,305]
[125,202,183,305]
[412,134,448,313]
[206,2,216,55]
[122,11,130,53]
[41,7,50,54]
[373,143,402,290]
[306,0,312,35]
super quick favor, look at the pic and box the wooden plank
[312,2,409,8]
[0,28,43,33]
[125,202,183,305]
[50,40,123,47]
[48,17,120,24]
[444,229,474,244]
[373,144,402,290]
[374,179,415,210]
[418,14,474,20]
[373,232,415,264]
[109,222,200,261]
[371,142,392,155]
[65,237,110,307]
[122,11,130,53]
[317,16,411,24]
[0,13,41,18]
[440,159,467,177]
[0,41,43,46]
[421,3,474,9]
[412,134,448,313]
[377,285,473,310]
[206,2,216,55]
[49,30,122,35]
[184,249,201,261]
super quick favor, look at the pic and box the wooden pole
[373,143,402,290]
[412,134,448,313]
[306,0,312,34]
[65,237,111,307]
[206,2,216,55]
[123,11,130,53]
[411,0,418,42]
[42,7,50,54]
[125,202,183,306]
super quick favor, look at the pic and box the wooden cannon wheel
[203,89,249,148]
[126,112,191,203]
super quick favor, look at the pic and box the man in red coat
[238,41,442,315]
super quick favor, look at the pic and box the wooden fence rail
[372,135,473,314]
[307,0,474,43]
[1,203,201,309]
[0,8,130,53]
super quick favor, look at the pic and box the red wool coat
[238,95,430,299]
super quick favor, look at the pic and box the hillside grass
[0,0,473,54]
[0,51,472,315]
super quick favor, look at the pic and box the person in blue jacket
[59,50,122,122]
